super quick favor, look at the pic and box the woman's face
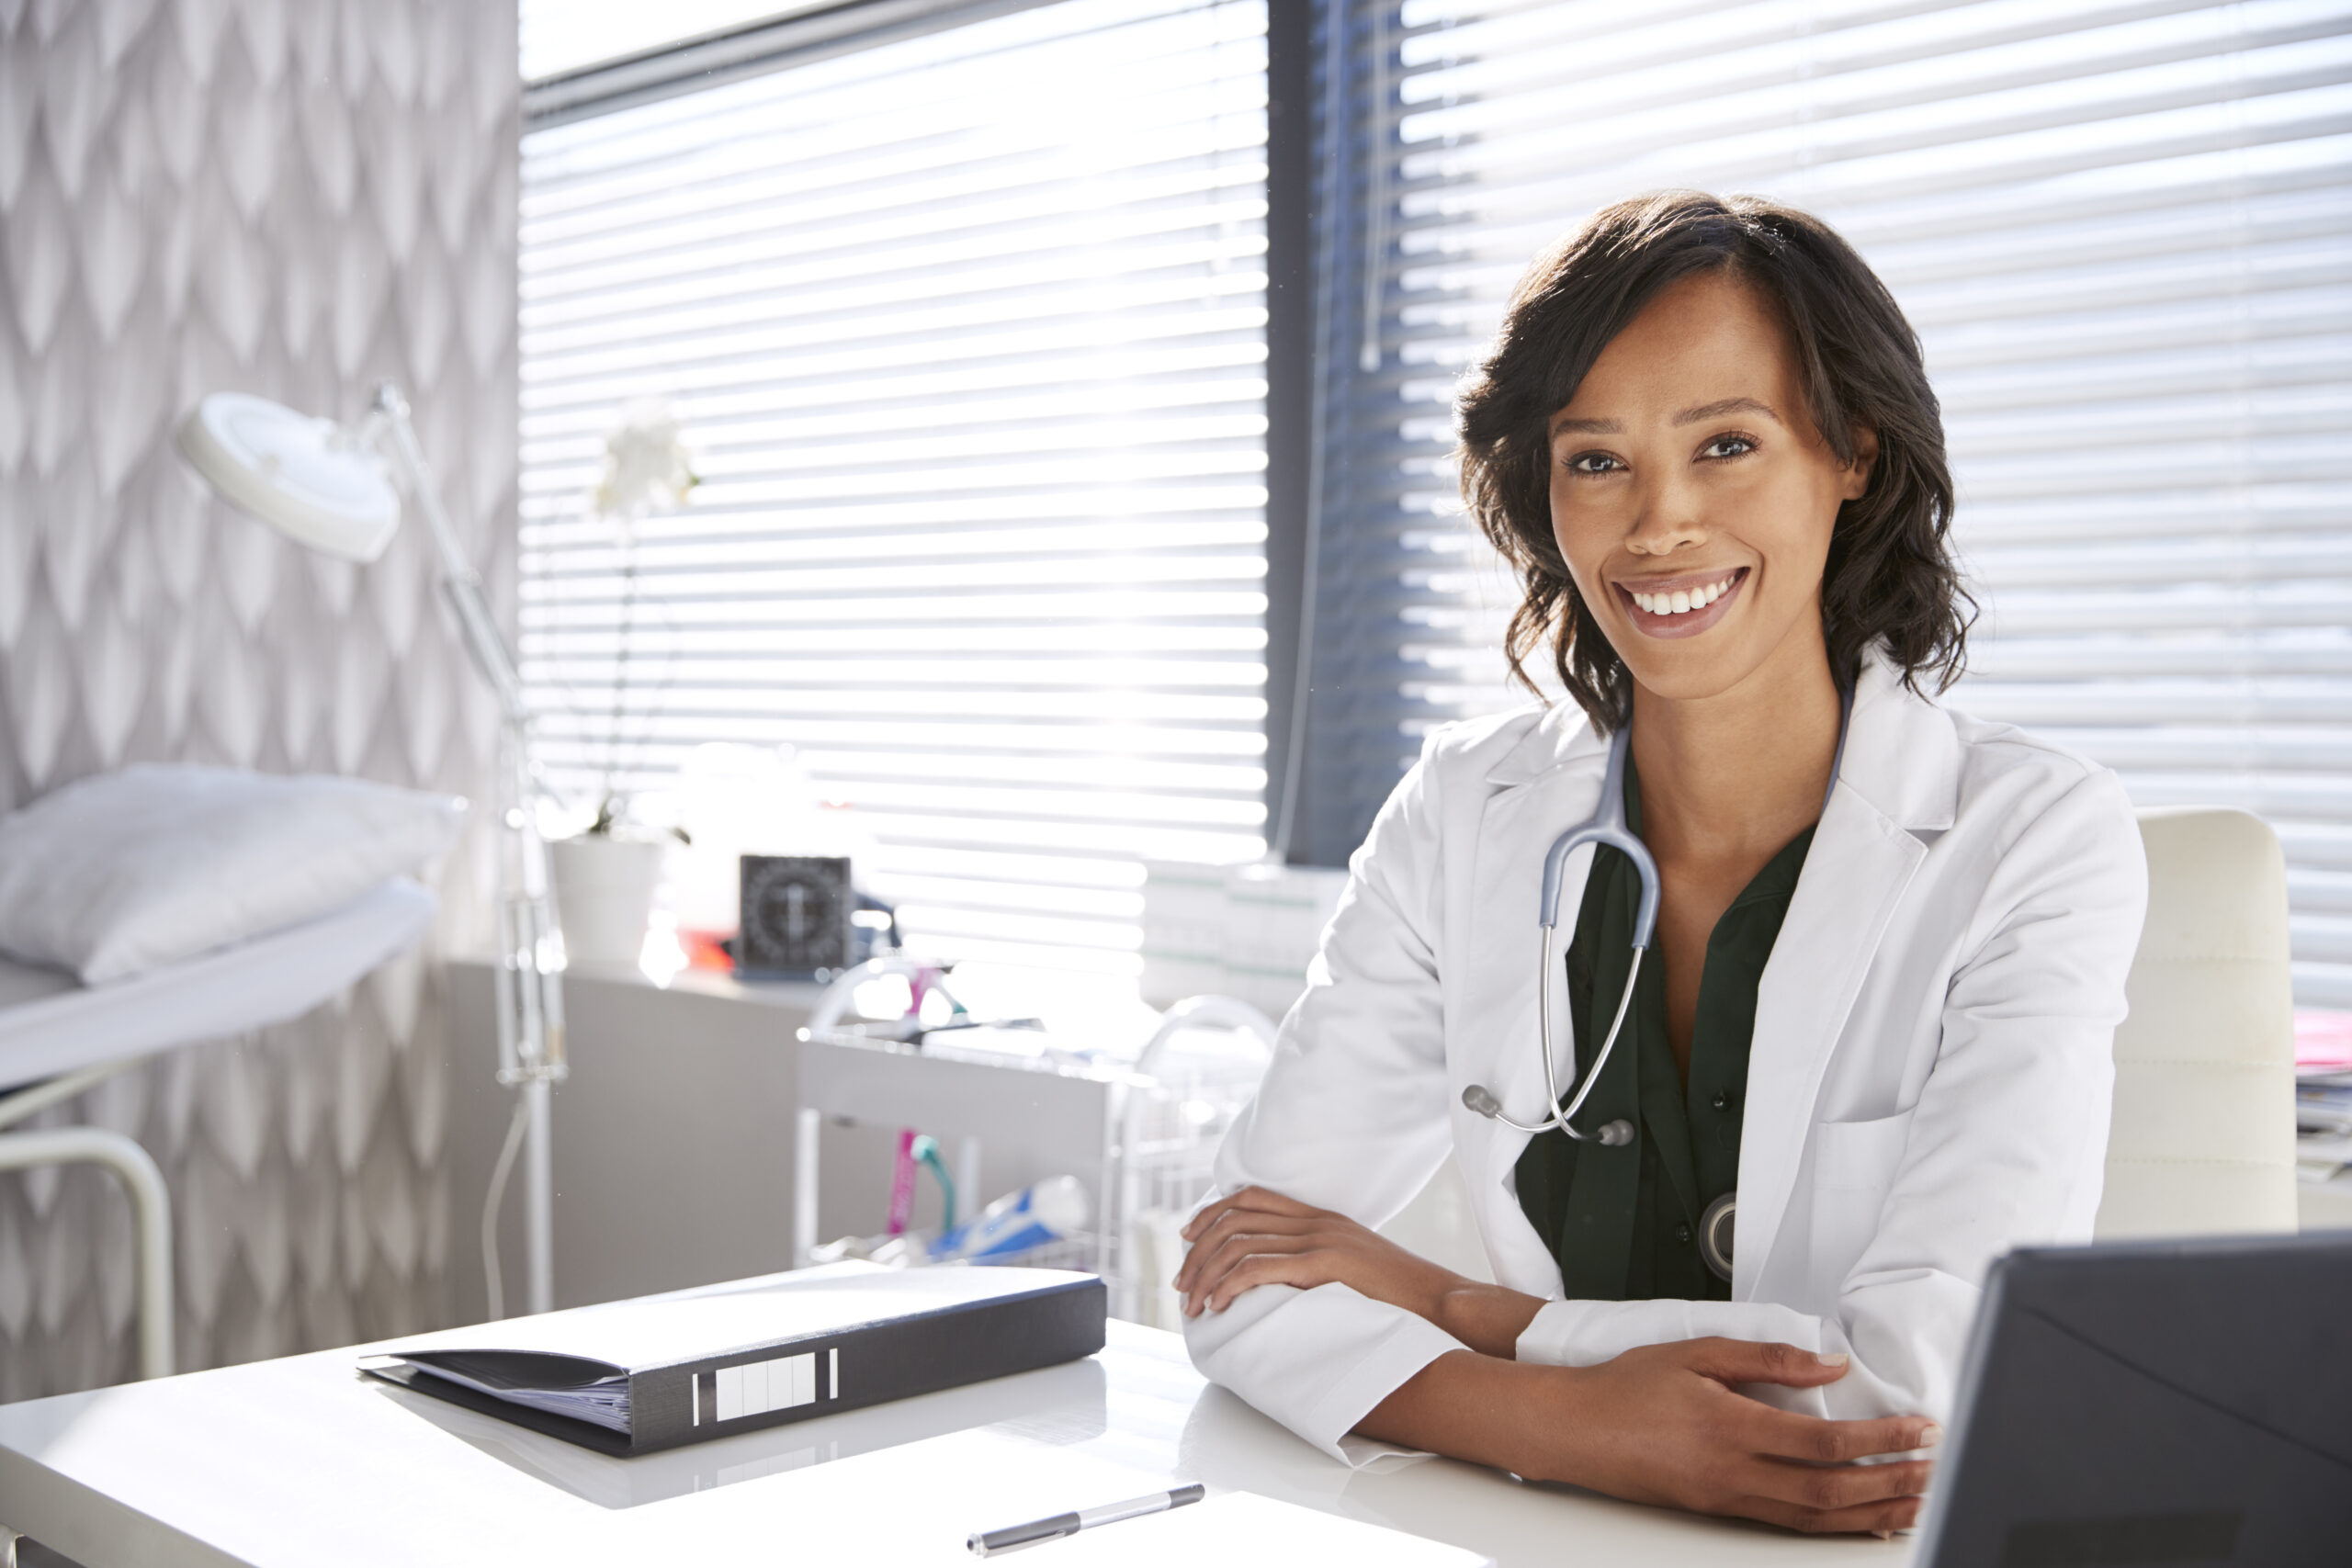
[1546,268,1873,705]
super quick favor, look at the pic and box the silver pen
[967,1482,1207,1555]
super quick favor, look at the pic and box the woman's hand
[1359,1339,1939,1537]
[1175,1188,1544,1357]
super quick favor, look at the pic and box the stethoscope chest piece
[1698,1190,1736,1283]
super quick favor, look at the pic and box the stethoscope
[1462,690,1850,1283]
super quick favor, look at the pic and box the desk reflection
[371,1354,1109,1509]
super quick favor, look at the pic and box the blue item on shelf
[930,1175,1089,1263]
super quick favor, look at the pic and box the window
[518,0,1272,974]
[1305,0,2352,1005]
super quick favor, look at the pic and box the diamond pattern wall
[0,0,518,1399]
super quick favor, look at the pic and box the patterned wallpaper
[0,0,518,1398]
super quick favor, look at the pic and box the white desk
[0,1303,1911,1567]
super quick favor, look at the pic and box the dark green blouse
[1514,761,1815,1302]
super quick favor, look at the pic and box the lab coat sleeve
[1181,732,1471,1464]
[1515,768,2148,1425]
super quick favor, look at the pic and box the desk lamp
[178,382,566,1317]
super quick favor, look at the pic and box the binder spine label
[716,1351,822,1421]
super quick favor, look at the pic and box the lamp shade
[176,392,401,563]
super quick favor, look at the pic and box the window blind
[517,0,1271,974]
[519,0,828,83]
[1308,0,2352,1006]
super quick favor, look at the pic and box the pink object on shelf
[2294,1010,2352,1073]
[887,1127,919,1236]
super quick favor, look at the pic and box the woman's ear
[1841,424,1880,501]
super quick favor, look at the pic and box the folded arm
[1176,736,1474,1460]
[1177,1184,1939,1534]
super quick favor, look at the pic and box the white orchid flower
[593,398,698,529]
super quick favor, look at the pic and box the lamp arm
[368,383,531,730]
[362,385,567,1317]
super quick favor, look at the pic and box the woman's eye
[1566,451,1622,475]
[1700,434,1756,460]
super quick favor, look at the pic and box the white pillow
[0,764,467,985]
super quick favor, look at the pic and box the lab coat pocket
[1808,1108,1916,1282]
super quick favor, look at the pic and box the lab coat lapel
[1736,658,1958,1293]
[1459,711,1607,1265]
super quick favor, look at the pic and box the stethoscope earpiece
[1462,1083,1634,1147]
[1460,1084,1505,1119]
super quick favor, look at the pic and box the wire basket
[1104,997,1278,1326]
[968,1230,1102,1272]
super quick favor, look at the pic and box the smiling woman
[1173,192,2149,1540]
[1462,193,1970,732]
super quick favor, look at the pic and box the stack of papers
[2293,1012,2352,1184]
[383,1350,635,1433]
[2297,1077,2352,1183]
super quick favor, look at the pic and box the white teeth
[1630,573,1736,615]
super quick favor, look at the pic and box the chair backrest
[2096,807,2298,1237]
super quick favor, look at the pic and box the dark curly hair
[1457,190,1973,731]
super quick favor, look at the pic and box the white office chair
[2095,807,2299,1238]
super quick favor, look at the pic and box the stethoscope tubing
[1463,683,1855,1284]
[1505,719,1654,1145]
[1527,930,1641,1145]
[1475,683,1854,1146]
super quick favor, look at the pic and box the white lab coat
[1182,651,2149,1465]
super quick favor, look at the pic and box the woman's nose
[1624,478,1709,557]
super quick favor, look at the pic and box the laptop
[1915,1230,2352,1566]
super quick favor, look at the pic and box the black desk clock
[736,854,854,980]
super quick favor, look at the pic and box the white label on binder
[716,1364,743,1421]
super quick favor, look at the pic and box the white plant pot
[550,836,667,971]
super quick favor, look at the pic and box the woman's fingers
[1732,1455,1935,1514]
[1181,1186,1331,1242]
[1682,1337,1855,1390]
[1741,1402,1943,1465]
[1713,1403,1935,1535]
[1737,1492,1926,1538]
[1182,1189,1283,1242]
[1178,1229,1322,1312]
[1171,1211,1318,1292]
[1189,1246,1345,1314]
